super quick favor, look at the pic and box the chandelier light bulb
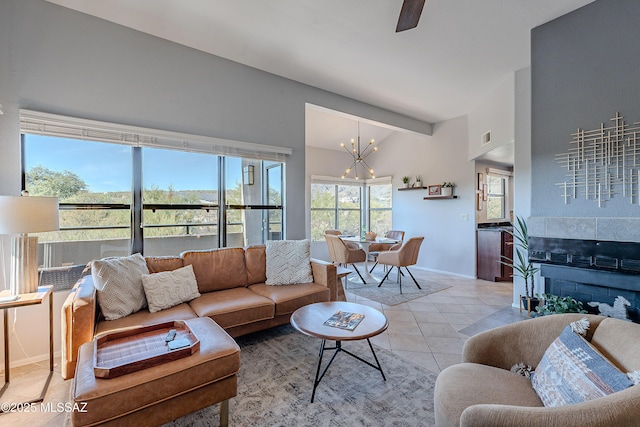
[340,143,345,148]
[373,147,378,151]
[369,168,374,174]
[346,168,351,173]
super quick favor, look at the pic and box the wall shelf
[398,186,427,191]
[423,196,458,200]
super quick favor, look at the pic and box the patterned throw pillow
[531,325,634,407]
[265,239,314,285]
[141,265,201,313]
[92,253,149,321]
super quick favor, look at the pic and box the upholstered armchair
[324,234,367,283]
[376,236,424,293]
[434,314,640,427]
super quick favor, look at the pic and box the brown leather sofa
[62,244,338,381]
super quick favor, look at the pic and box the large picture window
[310,177,391,241]
[20,111,288,267]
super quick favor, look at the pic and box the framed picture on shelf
[428,184,441,196]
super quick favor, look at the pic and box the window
[142,148,219,256]
[310,182,361,241]
[21,111,288,267]
[486,174,507,220]
[368,182,392,235]
[310,178,391,241]
[23,134,132,264]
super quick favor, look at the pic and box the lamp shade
[0,195,59,234]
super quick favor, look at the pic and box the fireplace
[529,237,640,322]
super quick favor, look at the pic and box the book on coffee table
[323,310,365,331]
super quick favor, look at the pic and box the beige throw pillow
[141,265,201,313]
[265,239,313,285]
[92,253,149,321]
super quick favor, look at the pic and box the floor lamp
[0,194,59,299]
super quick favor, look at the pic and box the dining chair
[377,236,424,294]
[368,230,405,273]
[324,234,367,283]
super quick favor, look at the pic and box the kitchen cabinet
[477,228,513,281]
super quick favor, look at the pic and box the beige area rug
[164,324,437,426]
[345,269,451,306]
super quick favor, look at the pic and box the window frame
[20,111,288,261]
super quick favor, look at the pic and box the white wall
[513,66,534,306]
[467,74,515,161]
[363,116,476,277]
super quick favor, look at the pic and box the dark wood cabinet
[477,229,513,281]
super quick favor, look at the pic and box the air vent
[481,131,491,145]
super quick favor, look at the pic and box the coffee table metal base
[311,338,386,403]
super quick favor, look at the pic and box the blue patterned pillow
[531,325,633,407]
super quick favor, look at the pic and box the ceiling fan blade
[396,0,426,32]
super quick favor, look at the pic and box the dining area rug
[345,269,451,306]
[164,324,437,426]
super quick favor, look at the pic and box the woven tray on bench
[93,320,200,379]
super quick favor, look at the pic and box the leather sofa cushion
[73,317,240,427]
[245,245,267,285]
[95,303,198,337]
[249,283,330,316]
[145,256,184,273]
[435,363,542,426]
[182,248,248,292]
[189,287,274,329]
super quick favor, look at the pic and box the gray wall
[531,0,640,222]
[0,0,431,239]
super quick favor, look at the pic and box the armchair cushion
[531,325,634,407]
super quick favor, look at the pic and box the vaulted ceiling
[46,0,594,155]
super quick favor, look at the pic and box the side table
[0,286,54,408]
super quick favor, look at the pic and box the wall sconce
[243,165,255,186]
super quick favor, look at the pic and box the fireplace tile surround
[528,216,640,323]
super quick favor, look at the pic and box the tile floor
[1,266,526,426]
[345,266,528,373]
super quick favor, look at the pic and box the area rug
[164,324,437,426]
[345,270,451,306]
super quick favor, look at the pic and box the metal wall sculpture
[556,112,640,207]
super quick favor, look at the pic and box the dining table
[340,236,400,284]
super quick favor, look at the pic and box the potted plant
[402,176,410,188]
[415,175,422,187]
[532,293,587,317]
[441,182,455,196]
[501,216,540,315]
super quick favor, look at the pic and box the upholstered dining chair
[377,236,424,294]
[368,230,405,273]
[324,234,367,283]
[324,229,360,250]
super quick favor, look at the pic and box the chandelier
[340,122,377,180]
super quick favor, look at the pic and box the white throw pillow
[141,265,201,313]
[92,253,149,321]
[265,239,314,286]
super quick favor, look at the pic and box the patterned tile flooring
[2,265,525,426]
